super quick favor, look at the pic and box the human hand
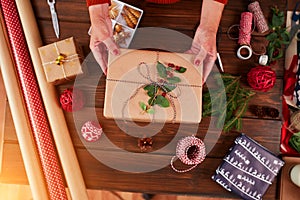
[88,3,120,75]
[186,26,217,84]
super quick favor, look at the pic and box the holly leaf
[163,84,176,92]
[176,67,187,73]
[139,102,147,111]
[167,76,181,84]
[156,61,167,78]
[266,32,277,41]
[148,96,156,106]
[154,95,169,107]
[144,85,155,97]
[146,108,154,114]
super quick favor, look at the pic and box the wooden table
[0,0,290,199]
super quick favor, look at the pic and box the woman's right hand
[88,3,120,75]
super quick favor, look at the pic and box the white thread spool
[259,55,268,65]
[237,45,253,60]
[290,164,300,187]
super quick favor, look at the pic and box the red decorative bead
[81,121,102,142]
[59,87,85,112]
[247,66,276,92]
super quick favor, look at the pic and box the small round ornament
[247,65,276,92]
[81,121,103,142]
[60,87,85,112]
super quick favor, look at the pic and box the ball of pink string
[238,12,253,45]
[247,66,276,92]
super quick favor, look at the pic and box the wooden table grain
[0,0,289,199]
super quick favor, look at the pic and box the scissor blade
[51,12,59,38]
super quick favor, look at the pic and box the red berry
[162,92,167,97]
[168,63,175,68]
[175,66,180,71]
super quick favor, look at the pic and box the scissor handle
[292,1,300,22]
[47,0,55,6]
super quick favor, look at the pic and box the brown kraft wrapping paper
[104,49,203,123]
[38,37,83,85]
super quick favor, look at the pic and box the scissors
[290,1,300,42]
[48,0,60,38]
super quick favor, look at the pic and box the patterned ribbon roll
[238,12,253,45]
[248,1,269,34]
[0,1,67,199]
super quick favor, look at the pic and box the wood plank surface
[0,0,289,199]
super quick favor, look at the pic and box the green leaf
[139,102,147,111]
[280,31,290,43]
[156,61,167,78]
[144,85,156,97]
[154,95,170,107]
[163,84,176,92]
[146,108,154,114]
[148,96,156,106]
[266,32,278,41]
[167,76,181,84]
[176,67,187,73]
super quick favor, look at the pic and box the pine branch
[202,73,255,132]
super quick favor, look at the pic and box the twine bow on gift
[42,42,79,80]
[106,52,202,123]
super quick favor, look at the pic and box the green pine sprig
[202,74,256,132]
[266,6,290,64]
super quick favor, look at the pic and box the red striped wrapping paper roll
[0,1,67,199]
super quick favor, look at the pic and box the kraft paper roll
[0,12,49,200]
[15,1,88,199]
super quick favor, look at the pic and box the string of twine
[42,42,79,80]
[170,135,206,173]
[288,110,300,133]
[227,10,267,56]
[248,1,269,34]
[106,52,202,124]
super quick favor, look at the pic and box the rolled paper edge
[0,12,49,200]
[15,0,89,199]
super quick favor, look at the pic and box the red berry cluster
[168,63,181,71]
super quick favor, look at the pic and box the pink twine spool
[171,136,206,173]
[248,1,269,33]
[238,12,253,45]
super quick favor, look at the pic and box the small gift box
[38,37,83,84]
[104,49,202,123]
[212,134,284,200]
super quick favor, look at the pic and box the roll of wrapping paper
[0,1,67,199]
[15,0,89,199]
[0,12,49,200]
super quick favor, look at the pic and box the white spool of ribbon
[237,45,253,60]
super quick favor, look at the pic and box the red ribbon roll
[0,1,67,199]
[238,12,253,45]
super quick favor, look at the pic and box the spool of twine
[289,110,300,132]
[248,1,269,33]
[238,12,253,45]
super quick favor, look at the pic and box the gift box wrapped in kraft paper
[104,49,203,123]
[38,37,84,84]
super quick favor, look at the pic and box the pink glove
[88,3,120,75]
[186,26,217,84]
